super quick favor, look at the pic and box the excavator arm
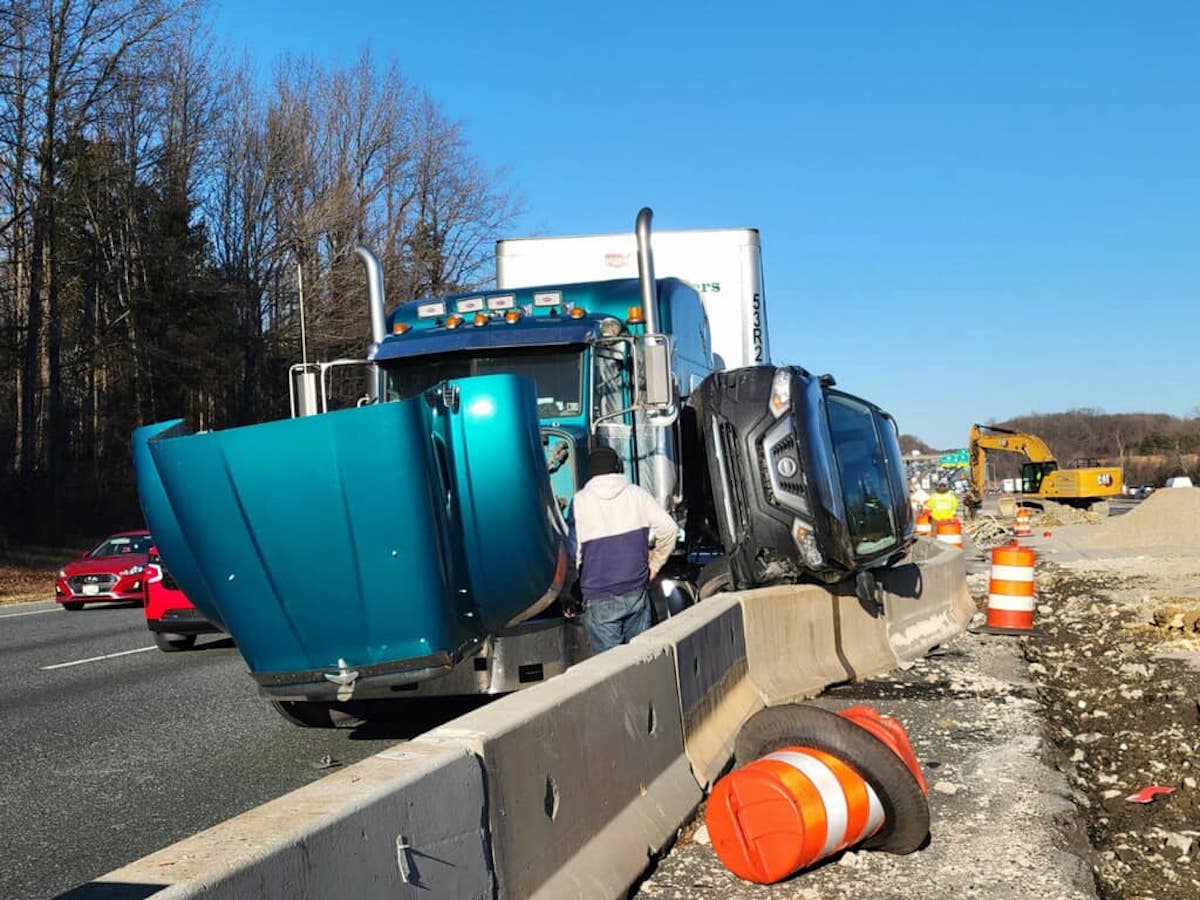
[966,424,1058,508]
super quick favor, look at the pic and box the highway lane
[0,599,482,899]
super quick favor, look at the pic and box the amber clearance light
[626,306,644,324]
[392,321,411,335]
[472,313,489,327]
[568,306,587,319]
[444,314,464,329]
[503,309,522,324]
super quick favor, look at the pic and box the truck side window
[595,346,630,421]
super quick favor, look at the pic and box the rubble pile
[1087,489,1200,549]
[1024,561,1200,898]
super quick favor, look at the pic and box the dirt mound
[1087,489,1200,548]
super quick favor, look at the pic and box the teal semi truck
[134,209,912,725]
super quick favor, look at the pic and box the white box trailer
[496,227,770,371]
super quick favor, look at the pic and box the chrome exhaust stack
[354,245,388,401]
[635,207,660,334]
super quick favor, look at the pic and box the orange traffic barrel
[709,705,929,884]
[915,510,932,537]
[1014,507,1032,537]
[934,518,963,549]
[978,541,1040,635]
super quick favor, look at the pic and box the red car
[144,547,221,651]
[55,530,153,610]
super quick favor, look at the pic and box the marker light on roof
[568,306,587,319]
[534,291,562,307]
[487,294,515,311]
[504,310,522,324]
[626,306,644,324]
[392,321,411,335]
[445,314,464,329]
[417,301,445,319]
[457,297,484,313]
[472,313,489,327]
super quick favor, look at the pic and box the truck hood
[132,374,567,683]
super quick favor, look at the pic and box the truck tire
[697,556,733,599]
[154,632,197,652]
[734,704,929,855]
[270,700,336,728]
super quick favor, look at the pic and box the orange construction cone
[707,705,929,884]
[1014,508,1032,537]
[915,510,932,538]
[976,541,1041,636]
[934,517,963,549]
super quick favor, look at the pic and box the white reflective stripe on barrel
[862,781,886,841]
[986,594,1036,611]
[765,750,849,857]
[990,565,1034,582]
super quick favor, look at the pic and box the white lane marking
[41,645,158,670]
[0,606,59,619]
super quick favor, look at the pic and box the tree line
[987,409,1200,486]
[1,0,519,544]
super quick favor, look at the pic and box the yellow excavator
[966,424,1123,515]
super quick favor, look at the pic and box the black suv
[691,365,913,592]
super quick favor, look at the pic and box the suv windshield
[826,395,899,557]
[381,348,584,419]
[90,535,152,557]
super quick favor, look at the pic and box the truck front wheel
[697,556,733,599]
[270,700,336,728]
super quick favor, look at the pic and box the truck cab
[373,277,713,521]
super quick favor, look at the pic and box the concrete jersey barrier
[632,594,763,787]
[879,538,974,664]
[86,742,491,899]
[423,640,701,900]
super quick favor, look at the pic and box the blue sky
[212,1,1198,449]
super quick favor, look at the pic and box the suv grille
[769,433,806,496]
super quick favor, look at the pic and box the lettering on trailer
[1097,473,1113,486]
[752,292,763,362]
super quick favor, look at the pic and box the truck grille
[67,574,118,592]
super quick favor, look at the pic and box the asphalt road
[0,599,483,900]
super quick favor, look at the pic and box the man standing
[928,480,959,524]
[569,447,678,653]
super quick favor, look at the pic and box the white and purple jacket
[568,474,679,601]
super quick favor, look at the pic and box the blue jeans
[584,586,652,653]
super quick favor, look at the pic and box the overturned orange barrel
[1014,507,1032,537]
[915,510,932,538]
[708,705,929,884]
[980,541,1038,634]
[934,517,963,549]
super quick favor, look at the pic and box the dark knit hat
[588,447,623,478]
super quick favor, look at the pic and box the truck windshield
[381,348,585,419]
[826,395,899,557]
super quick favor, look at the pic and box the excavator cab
[1021,460,1058,494]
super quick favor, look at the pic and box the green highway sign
[939,449,969,466]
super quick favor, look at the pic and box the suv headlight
[768,368,791,418]
[119,565,145,577]
[57,569,66,578]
